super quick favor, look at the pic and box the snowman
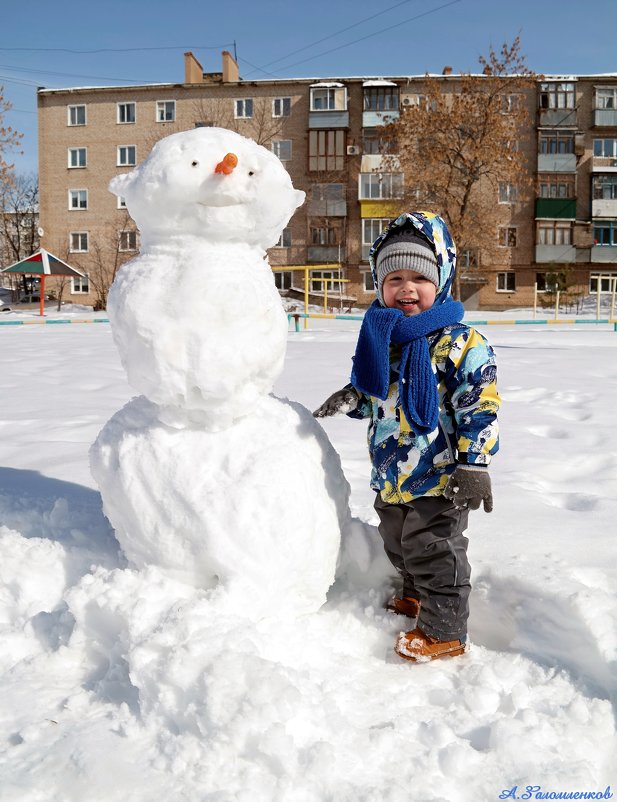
[90,128,350,620]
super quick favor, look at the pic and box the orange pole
[40,274,45,317]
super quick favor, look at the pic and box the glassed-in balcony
[591,246,617,263]
[537,154,577,172]
[595,109,617,127]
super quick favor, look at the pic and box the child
[314,212,500,662]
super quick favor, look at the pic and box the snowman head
[109,128,306,249]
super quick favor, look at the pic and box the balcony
[538,109,577,127]
[535,198,576,219]
[591,246,617,263]
[535,244,577,263]
[362,110,399,128]
[307,245,345,263]
[537,154,577,172]
[594,109,617,127]
[592,198,617,218]
[308,198,347,217]
[308,110,349,129]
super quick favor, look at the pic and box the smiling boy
[314,212,500,662]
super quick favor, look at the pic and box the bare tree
[0,87,23,190]
[1,172,39,261]
[190,96,285,145]
[386,38,538,299]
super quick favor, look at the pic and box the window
[590,272,617,293]
[539,132,574,154]
[539,82,575,110]
[311,183,345,203]
[68,147,87,168]
[593,139,617,158]
[498,227,517,247]
[592,175,617,200]
[117,102,136,124]
[498,183,517,203]
[71,275,89,294]
[235,98,253,119]
[117,145,136,166]
[362,128,398,155]
[538,174,575,198]
[272,140,292,161]
[117,196,127,209]
[501,94,520,113]
[363,86,399,111]
[497,272,516,292]
[119,231,138,251]
[68,105,86,126]
[362,218,389,261]
[68,189,88,210]
[274,271,292,290]
[536,272,561,292]
[70,232,88,252]
[310,269,343,294]
[593,221,617,246]
[596,88,617,110]
[310,219,342,246]
[272,97,291,117]
[274,228,291,247]
[310,85,347,111]
[359,172,403,199]
[309,130,345,171]
[156,100,176,122]
[459,249,479,269]
[537,222,572,245]
[363,271,375,291]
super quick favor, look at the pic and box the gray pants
[374,493,471,641]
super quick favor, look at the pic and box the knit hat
[375,228,439,301]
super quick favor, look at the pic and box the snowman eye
[248,171,255,176]
[191,161,199,167]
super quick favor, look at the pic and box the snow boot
[395,627,467,663]
[385,595,421,619]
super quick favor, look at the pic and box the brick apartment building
[36,51,617,310]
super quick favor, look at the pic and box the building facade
[36,52,617,310]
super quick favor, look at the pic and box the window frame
[308,129,346,172]
[593,138,617,158]
[593,221,617,246]
[271,139,292,161]
[156,100,176,122]
[274,228,292,248]
[272,97,291,118]
[361,218,390,261]
[274,270,293,290]
[496,272,516,292]
[358,172,404,200]
[310,86,347,112]
[498,182,518,204]
[119,230,139,252]
[536,221,572,245]
[117,145,137,167]
[69,232,89,253]
[309,268,344,294]
[68,147,87,169]
[234,98,254,119]
[67,105,86,126]
[539,82,576,110]
[363,86,399,112]
[595,88,617,110]
[117,102,136,124]
[71,275,90,294]
[498,226,518,247]
[68,189,88,210]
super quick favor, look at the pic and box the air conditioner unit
[347,145,360,156]
[402,97,413,106]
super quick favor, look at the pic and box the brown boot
[395,627,467,663]
[385,595,421,619]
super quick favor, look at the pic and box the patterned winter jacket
[349,212,500,504]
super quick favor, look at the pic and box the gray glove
[444,465,493,513]
[313,387,359,418]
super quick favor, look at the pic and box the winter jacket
[349,212,500,503]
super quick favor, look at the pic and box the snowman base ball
[90,394,349,620]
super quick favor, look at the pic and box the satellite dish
[37,227,44,237]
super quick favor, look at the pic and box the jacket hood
[369,211,457,305]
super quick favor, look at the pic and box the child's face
[382,270,437,315]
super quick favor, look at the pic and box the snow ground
[1,317,616,801]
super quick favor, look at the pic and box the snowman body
[90,128,348,618]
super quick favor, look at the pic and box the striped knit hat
[375,228,439,301]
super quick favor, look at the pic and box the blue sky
[2,0,616,175]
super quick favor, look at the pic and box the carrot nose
[214,153,238,175]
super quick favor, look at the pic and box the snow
[1,317,616,800]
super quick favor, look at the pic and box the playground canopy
[0,248,86,316]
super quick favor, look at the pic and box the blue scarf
[351,298,465,434]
